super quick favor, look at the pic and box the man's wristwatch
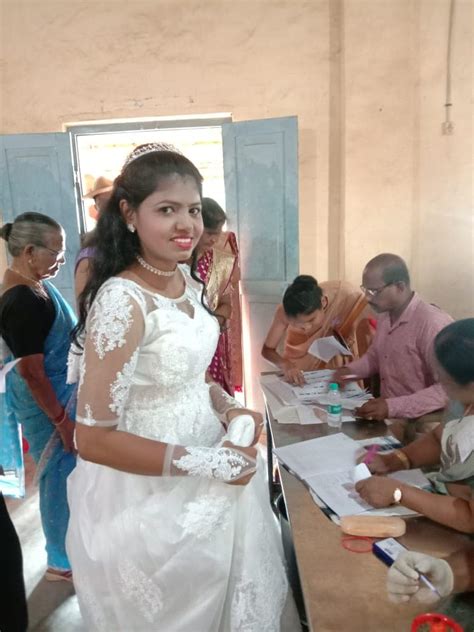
[392,487,402,503]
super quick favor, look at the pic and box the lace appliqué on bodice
[75,271,240,446]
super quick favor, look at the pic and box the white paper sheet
[273,432,360,479]
[261,375,323,424]
[306,468,372,516]
[308,335,352,362]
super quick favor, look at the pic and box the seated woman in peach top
[261,275,371,385]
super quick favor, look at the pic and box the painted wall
[1,0,472,317]
[343,0,473,318]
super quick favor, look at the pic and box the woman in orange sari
[262,275,372,385]
[195,198,243,395]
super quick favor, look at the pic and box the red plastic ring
[341,535,374,553]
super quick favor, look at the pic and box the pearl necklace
[9,267,48,297]
[136,255,177,277]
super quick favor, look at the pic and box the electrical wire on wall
[442,0,456,135]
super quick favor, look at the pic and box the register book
[273,433,431,518]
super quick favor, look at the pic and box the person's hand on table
[226,407,264,445]
[355,476,400,507]
[387,551,454,604]
[281,361,306,386]
[355,397,388,421]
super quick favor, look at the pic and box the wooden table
[262,385,474,632]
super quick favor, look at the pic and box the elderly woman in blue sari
[0,212,76,582]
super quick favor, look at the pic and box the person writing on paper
[355,319,474,534]
[387,549,474,604]
[334,254,452,421]
[261,275,370,385]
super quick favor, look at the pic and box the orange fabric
[283,280,371,370]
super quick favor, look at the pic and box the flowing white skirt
[66,454,295,631]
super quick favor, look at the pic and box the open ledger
[273,433,431,519]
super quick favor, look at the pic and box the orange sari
[283,280,371,371]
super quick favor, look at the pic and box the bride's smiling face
[123,174,203,270]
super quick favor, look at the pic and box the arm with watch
[355,425,474,534]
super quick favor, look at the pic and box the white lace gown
[66,268,292,631]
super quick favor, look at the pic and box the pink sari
[197,232,243,395]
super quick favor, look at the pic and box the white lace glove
[387,551,454,604]
[163,444,257,484]
[222,414,255,447]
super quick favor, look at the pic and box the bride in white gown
[66,144,296,631]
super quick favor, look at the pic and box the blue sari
[3,282,77,571]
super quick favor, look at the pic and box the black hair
[282,275,323,317]
[201,198,227,230]
[434,318,474,386]
[73,147,208,344]
[0,212,61,257]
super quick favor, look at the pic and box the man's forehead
[363,265,384,282]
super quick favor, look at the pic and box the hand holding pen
[357,444,391,474]
[387,551,452,604]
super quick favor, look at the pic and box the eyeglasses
[360,282,394,297]
[38,245,66,259]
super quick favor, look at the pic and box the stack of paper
[261,370,372,423]
[274,433,431,518]
[260,374,322,425]
[291,369,372,410]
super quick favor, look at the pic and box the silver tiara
[123,142,182,168]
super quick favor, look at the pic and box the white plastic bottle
[327,382,342,428]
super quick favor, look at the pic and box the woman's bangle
[393,449,411,470]
[52,408,67,426]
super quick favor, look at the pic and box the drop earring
[127,223,136,233]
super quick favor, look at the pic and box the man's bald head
[361,253,413,315]
[364,253,410,287]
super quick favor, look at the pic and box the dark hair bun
[291,275,318,289]
[283,274,323,317]
[0,223,13,241]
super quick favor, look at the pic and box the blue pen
[418,573,442,598]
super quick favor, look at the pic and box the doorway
[66,116,230,234]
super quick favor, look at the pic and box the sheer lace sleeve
[206,378,243,426]
[76,281,146,427]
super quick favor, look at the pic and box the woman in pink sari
[195,198,242,395]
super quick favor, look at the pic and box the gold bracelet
[393,449,411,470]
